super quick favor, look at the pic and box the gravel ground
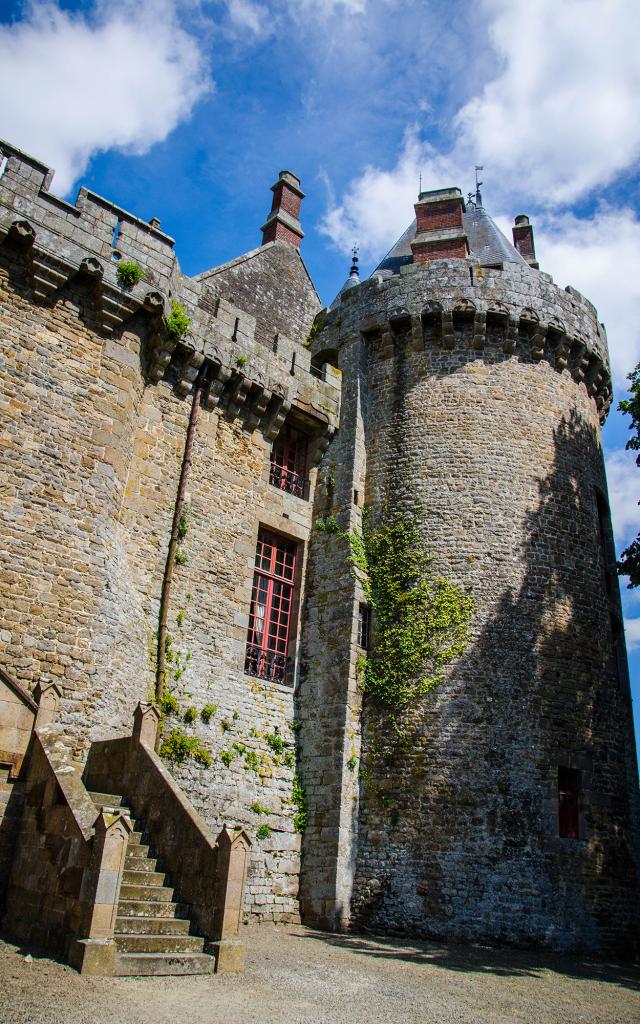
[1,925,639,1024]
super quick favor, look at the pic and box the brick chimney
[410,187,469,264]
[261,171,304,248]
[512,215,539,269]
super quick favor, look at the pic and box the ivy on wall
[347,510,474,709]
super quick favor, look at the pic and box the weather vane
[350,244,359,277]
[475,165,484,206]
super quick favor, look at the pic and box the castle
[0,137,638,974]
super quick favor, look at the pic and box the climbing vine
[347,509,473,709]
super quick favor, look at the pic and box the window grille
[269,425,308,498]
[558,766,580,838]
[245,528,297,685]
[357,605,371,650]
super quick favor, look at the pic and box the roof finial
[419,172,422,196]
[350,243,360,280]
[475,165,484,207]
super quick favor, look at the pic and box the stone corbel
[176,347,205,396]
[147,333,177,383]
[585,356,604,397]
[247,376,272,431]
[503,316,518,354]
[95,282,137,335]
[8,219,35,246]
[441,310,455,350]
[409,314,423,352]
[203,363,233,410]
[530,325,546,361]
[311,424,336,467]
[472,310,487,352]
[570,338,590,383]
[31,251,72,303]
[225,372,252,419]
[554,335,571,371]
[264,389,291,441]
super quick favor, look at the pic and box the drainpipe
[156,368,206,710]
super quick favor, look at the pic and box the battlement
[315,257,611,422]
[0,138,338,441]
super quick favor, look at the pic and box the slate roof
[371,202,527,278]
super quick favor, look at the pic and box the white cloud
[520,209,640,388]
[321,0,640,258]
[320,130,461,261]
[604,447,639,547]
[0,1,211,194]
[226,0,271,38]
[624,617,640,652]
[457,0,640,205]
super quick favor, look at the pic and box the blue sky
[2,0,640,749]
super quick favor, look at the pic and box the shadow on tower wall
[351,408,640,957]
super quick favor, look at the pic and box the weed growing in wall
[201,703,217,724]
[116,261,144,288]
[256,824,272,840]
[347,509,473,709]
[291,773,308,832]
[165,301,190,340]
[160,728,212,767]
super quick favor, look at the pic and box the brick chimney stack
[410,187,469,264]
[512,215,539,269]
[261,171,304,248]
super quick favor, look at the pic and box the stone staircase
[88,792,215,976]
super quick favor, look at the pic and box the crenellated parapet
[313,259,612,423]
[0,139,339,446]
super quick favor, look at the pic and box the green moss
[175,548,188,566]
[220,749,235,767]
[346,755,358,772]
[256,824,272,840]
[183,706,197,724]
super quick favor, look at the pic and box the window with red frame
[269,424,308,499]
[558,767,580,838]
[245,528,297,685]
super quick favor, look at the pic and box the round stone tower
[298,187,640,954]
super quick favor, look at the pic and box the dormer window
[270,424,308,499]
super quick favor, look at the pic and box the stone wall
[301,258,639,953]
[0,140,338,924]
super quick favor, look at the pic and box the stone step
[117,900,190,920]
[115,916,191,936]
[125,853,157,872]
[125,843,151,861]
[115,953,215,977]
[119,883,175,902]
[122,868,166,887]
[128,831,145,846]
[115,934,204,955]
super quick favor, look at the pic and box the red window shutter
[558,767,580,838]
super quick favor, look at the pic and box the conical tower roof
[372,201,527,278]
